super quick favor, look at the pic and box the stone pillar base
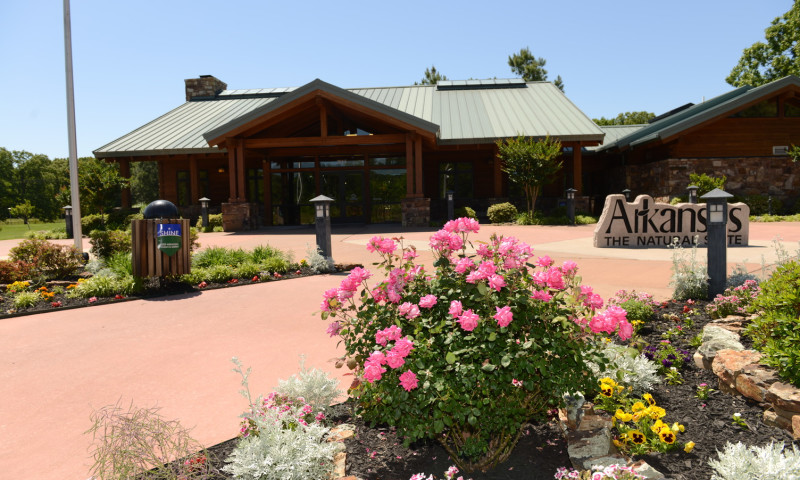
[222,202,259,231]
[402,197,430,227]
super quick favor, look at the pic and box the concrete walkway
[1,222,799,480]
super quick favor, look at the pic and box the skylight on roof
[437,78,527,90]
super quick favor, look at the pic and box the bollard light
[687,185,699,204]
[310,195,334,261]
[701,188,733,298]
[63,205,74,239]
[622,188,631,201]
[566,188,577,226]
[199,197,210,228]
[446,190,454,221]
[768,195,773,216]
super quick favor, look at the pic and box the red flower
[251,275,260,282]
[682,305,691,313]
[198,281,208,288]
[115,294,125,300]
[273,273,282,278]
[51,301,62,307]
[227,278,239,284]
[296,270,302,275]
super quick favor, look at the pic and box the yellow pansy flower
[643,393,656,406]
[615,409,633,422]
[649,406,667,420]
[631,401,646,412]
[672,422,685,433]
[659,430,676,444]
[684,441,695,453]
[629,430,646,444]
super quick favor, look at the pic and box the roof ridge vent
[437,78,527,90]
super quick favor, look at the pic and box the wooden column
[118,158,131,208]
[318,99,328,137]
[227,139,238,202]
[492,144,503,197]
[189,156,199,205]
[264,157,272,226]
[236,141,246,202]
[405,134,414,197]
[414,134,423,197]
[572,143,583,194]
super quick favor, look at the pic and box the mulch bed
[184,299,800,480]
[0,264,360,319]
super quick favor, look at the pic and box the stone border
[693,315,800,440]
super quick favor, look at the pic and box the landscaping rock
[709,314,746,333]
[766,382,800,413]
[630,459,666,479]
[712,349,762,392]
[764,410,793,431]
[695,326,744,370]
[793,415,800,440]
[566,427,614,470]
[735,364,780,402]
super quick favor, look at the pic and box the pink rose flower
[493,305,513,327]
[448,300,463,318]
[399,370,419,391]
[392,337,414,357]
[457,310,479,331]
[363,363,386,383]
[488,274,506,292]
[536,255,554,267]
[418,294,438,309]
[531,290,552,302]
[386,350,405,369]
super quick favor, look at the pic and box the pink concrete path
[1,221,799,479]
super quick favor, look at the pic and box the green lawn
[0,222,63,241]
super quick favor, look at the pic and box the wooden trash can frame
[131,218,191,277]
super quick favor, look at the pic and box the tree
[415,65,448,85]
[130,161,159,205]
[593,111,655,126]
[0,148,15,218]
[57,157,129,218]
[507,47,564,91]
[496,135,563,215]
[726,1,800,87]
[689,172,727,197]
[10,200,35,226]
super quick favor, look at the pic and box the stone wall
[401,197,430,227]
[627,156,800,202]
[221,202,259,231]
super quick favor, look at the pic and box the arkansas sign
[594,194,749,248]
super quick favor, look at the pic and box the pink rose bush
[321,219,631,472]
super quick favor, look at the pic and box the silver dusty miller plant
[709,441,800,480]
[305,244,335,274]
[587,342,659,395]
[668,236,708,300]
[275,355,341,414]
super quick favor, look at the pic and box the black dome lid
[143,200,179,219]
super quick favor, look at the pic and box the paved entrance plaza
[1,222,799,479]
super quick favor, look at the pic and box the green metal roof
[94,78,604,158]
[596,75,800,153]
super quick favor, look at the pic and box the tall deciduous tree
[508,47,564,91]
[593,111,655,126]
[130,161,159,205]
[59,157,129,217]
[496,135,563,215]
[727,1,800,87]
[416,65,448,85]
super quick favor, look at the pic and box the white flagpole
[63,0,83,253]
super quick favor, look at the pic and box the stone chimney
[184,75,227,101]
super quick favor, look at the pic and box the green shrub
[261,256,288,274]
[576,214,598,225]
[106,252,134,278]
[251,244,284,263]
[195,213,223,233]
[0,260,33,284]
[81,214,107,234]
[736,194,784,216]
[235,261,261,279]
[487,202,518,223]
[745,260,800,386]
[191,246,249,268]
[89,229,131,260]
[454,206,477,220]
[608,290,658,324]
[13,290,40,309]
[25,228,69,240]
[688,172,726,196]
[9,238,83,279]
[66,273,141,298]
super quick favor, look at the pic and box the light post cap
[63,205,72,210]
[310,195,334,203]
[700,188,734,201]
[198,197,210,202]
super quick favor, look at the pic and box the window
[731,99,778,118]
[246,168,263,203]
[176,170,190,206]
[198,170,209,198]
[369,155,405,167]
[439,162,473,199]
[784,97,800,117]
[370,169,406,222]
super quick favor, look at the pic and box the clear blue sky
[0,0,792,160]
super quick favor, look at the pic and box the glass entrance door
[321,171,365,223]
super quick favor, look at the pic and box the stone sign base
[222,202,259,231]
[402,197,430,227]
